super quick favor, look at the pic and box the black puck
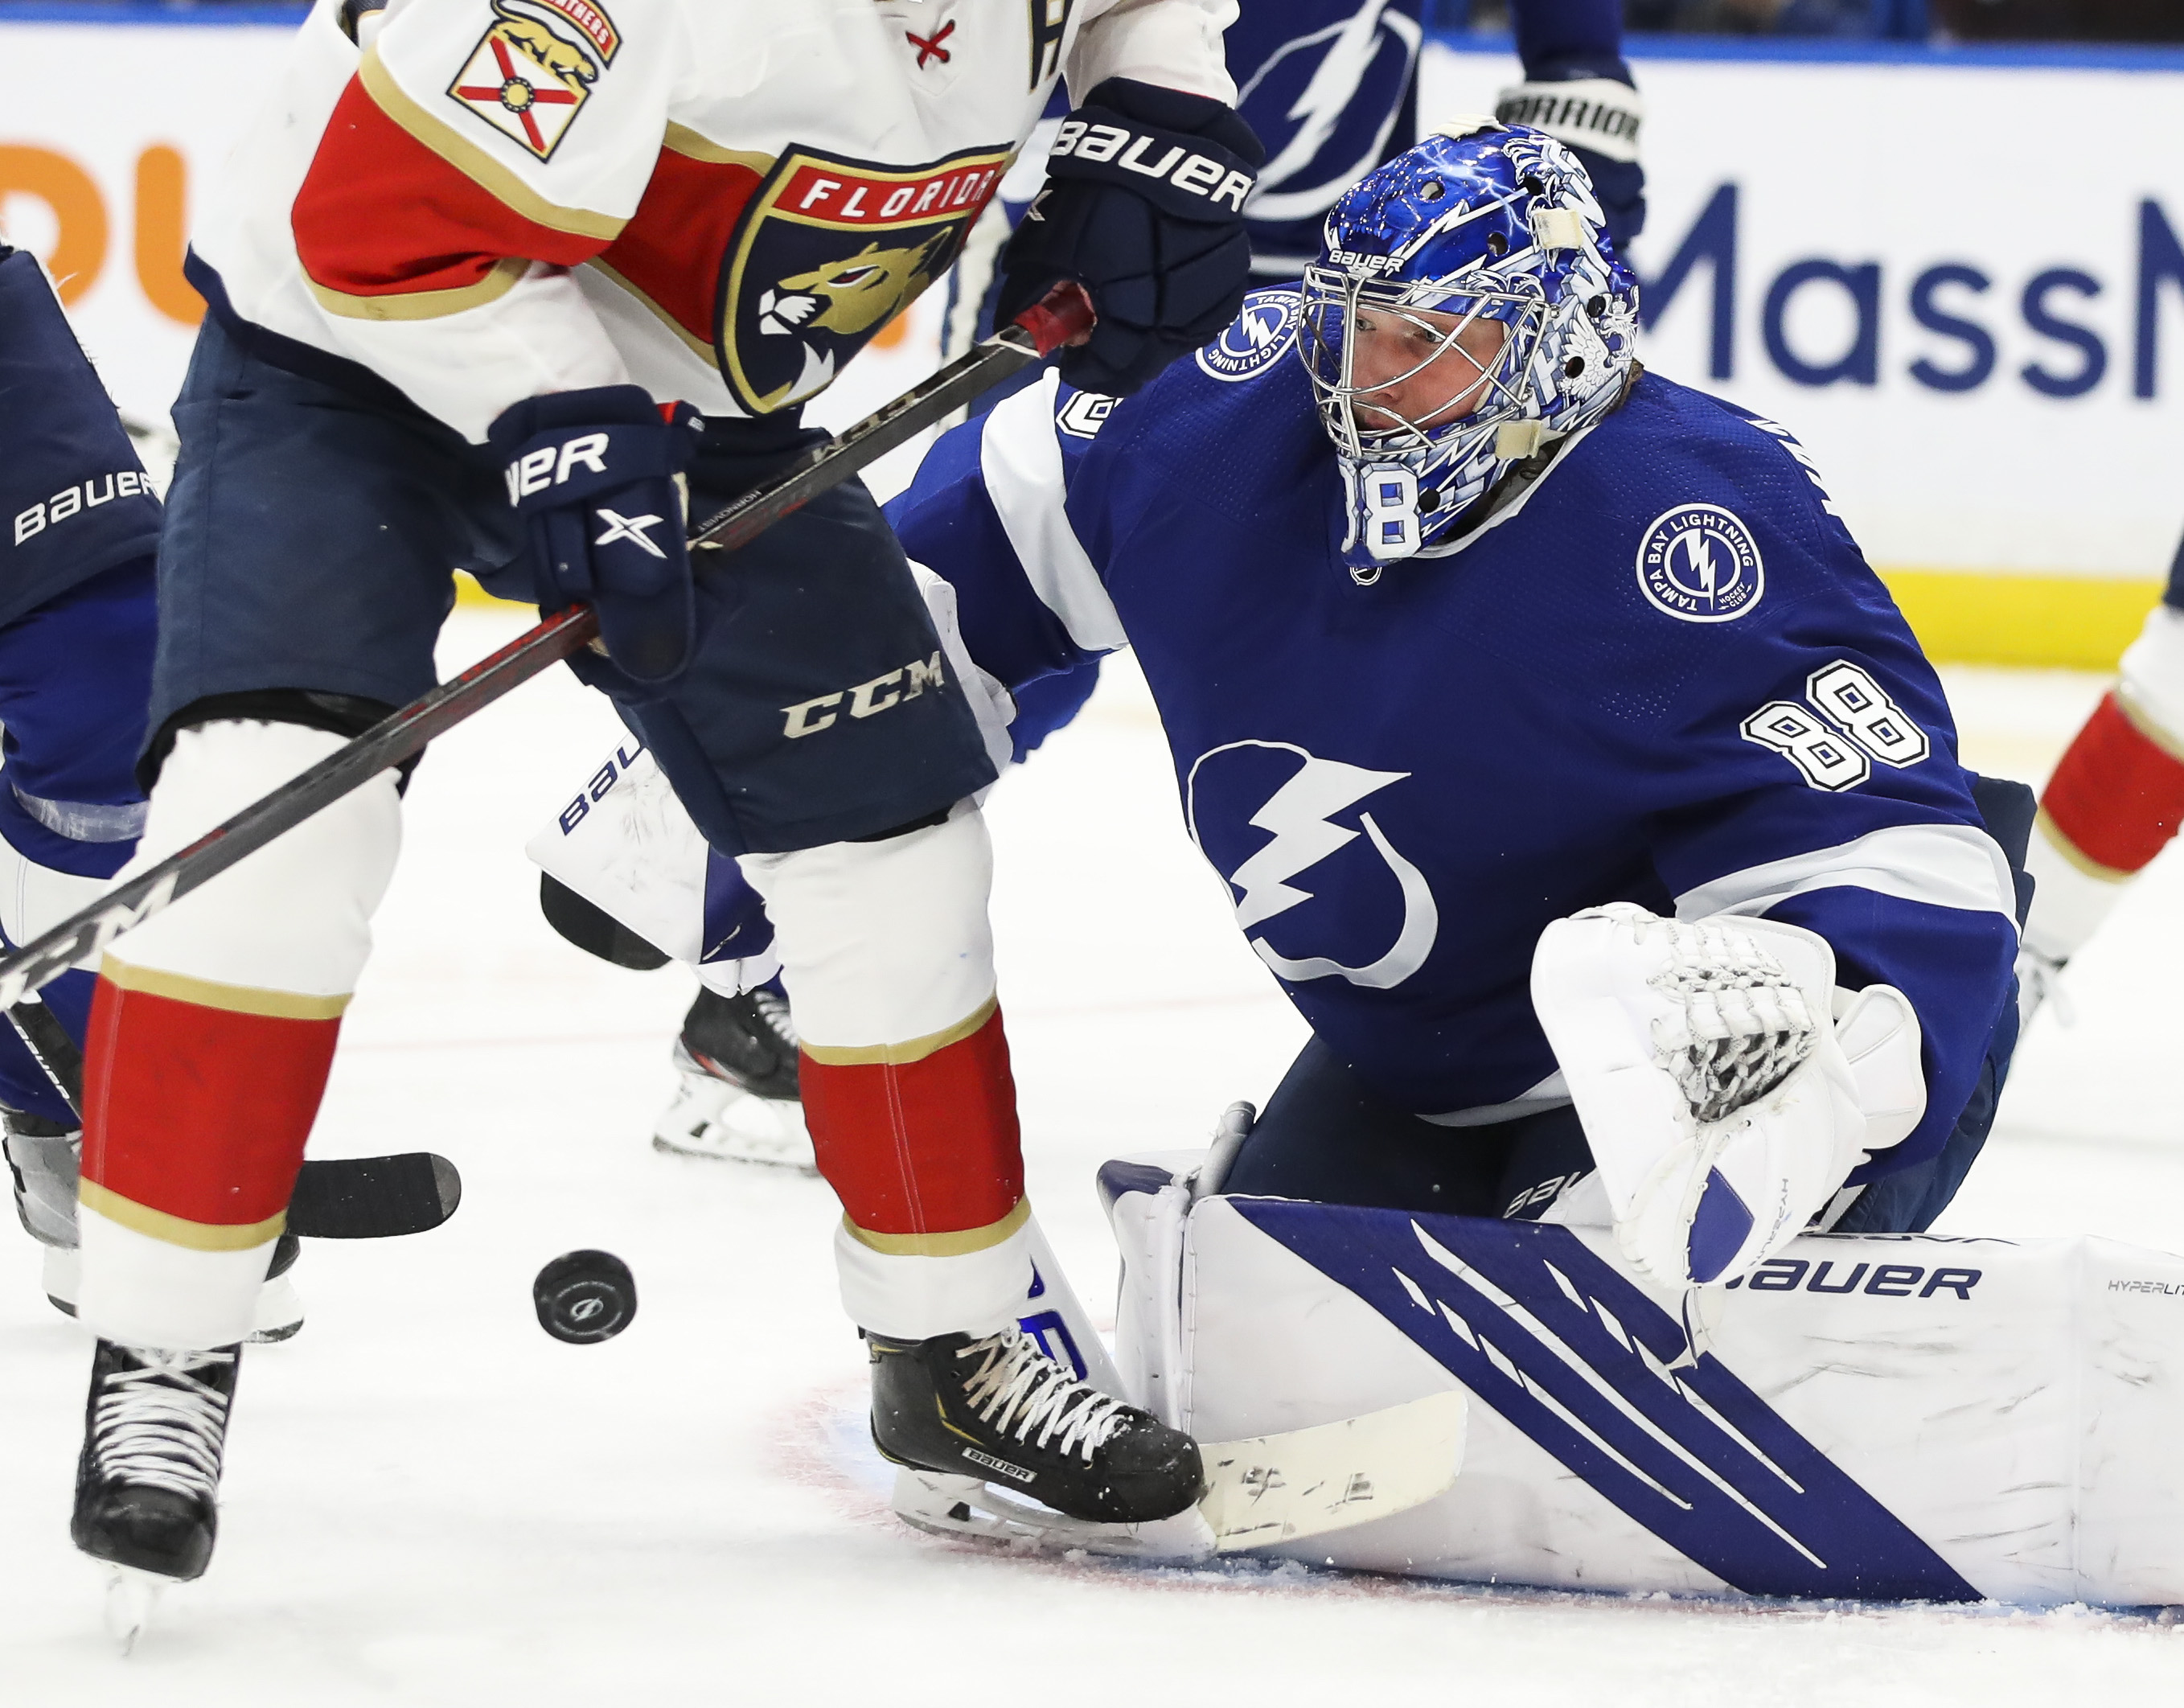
[533,1250,637,1344]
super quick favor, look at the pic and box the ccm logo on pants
[782,651,946,738]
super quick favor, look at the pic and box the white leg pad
[105,721,401,993]
[835,1214,1032,1339]
[76,1202,273,1350]
[2120,603,2184,737]
[738,807,996,1049]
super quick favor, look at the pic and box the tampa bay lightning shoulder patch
[1634,503,1765,623]
[1196,289,1301,383]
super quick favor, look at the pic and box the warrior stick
[0,288,1092,1017]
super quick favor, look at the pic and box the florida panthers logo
[1185,740,1438,990]
[716,144,1008,415]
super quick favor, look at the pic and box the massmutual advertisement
[4,15,2182,661]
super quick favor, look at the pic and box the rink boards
[1103,1162,2184,1607]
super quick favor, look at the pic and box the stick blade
[1202,1390,1468,1554]
[289,1152,462,1239]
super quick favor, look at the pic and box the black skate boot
[868,1326,1204,1523]
[653,983,811,1168]
[72,1339,242,1582]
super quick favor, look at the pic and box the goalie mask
[1299,122,1639,584]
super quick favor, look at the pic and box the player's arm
[1499,0,1644,250]
[288,0,678,441]
[885,373,1131,693]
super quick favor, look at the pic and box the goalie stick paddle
[0,287,1092,1022]
[0,993,461,1239]
[892,1390,1470,1559]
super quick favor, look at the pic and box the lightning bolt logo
[1227,755,1406,929]
[1186,741,1440,990]
[1675,528,1718,601]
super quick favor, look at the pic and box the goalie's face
[1347,306,1511,433]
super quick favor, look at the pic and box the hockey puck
[533,1250,637,1344]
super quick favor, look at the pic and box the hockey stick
[0,286,1091,1020]
[2,993,461,1238]
[893,1390,1470,1560]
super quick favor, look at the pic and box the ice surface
[4,619,2182,1700]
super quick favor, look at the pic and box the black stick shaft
[0,318,1060,1012]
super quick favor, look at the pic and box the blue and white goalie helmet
[1300,121,1640,582]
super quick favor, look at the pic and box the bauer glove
[996,78,1262,397]
[489,386,704,688]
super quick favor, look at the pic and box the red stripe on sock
[801,1008,1024,1236]
[2042,691,2184,874]
[80,977,340,1228]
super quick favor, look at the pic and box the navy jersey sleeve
[1512,0,1631,84]
[1608,404,2017,1178]
[885,371,1131,693]
[0,249,162,630]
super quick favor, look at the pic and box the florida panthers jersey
[886,294,2021,1178]
[189,0,1234,442]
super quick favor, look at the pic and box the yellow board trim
[306,254,529,322]
[454,571,532,609]
[101,956,351,1021]
[80,1180,286,1251]
[359,44,626,243]
[844,1197,1030,1258]
[802,994,998,1068]
[1877,570,2161,671]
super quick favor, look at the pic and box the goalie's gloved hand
[996,77,1262,397]
[489,386,704,689]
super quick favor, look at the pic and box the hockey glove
[1494,76,1646,254]
[489,385,704,689]
[996,78,1262,397]
[1531,904,1924,1290]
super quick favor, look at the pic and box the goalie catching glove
[1533,903,1926,1289]
[996,78,1262,397]
[489,386,704,690]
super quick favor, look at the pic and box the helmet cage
[1298,264,1549,466]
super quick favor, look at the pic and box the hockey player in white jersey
[69,0,1266,1599]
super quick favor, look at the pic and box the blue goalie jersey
[886,292,2022,1180]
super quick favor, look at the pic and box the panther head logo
[757,231,956,340]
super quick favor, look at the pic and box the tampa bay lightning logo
[1635,503,1766,624]
[1196,290,1301,383]
[1184,739,1437,989]
[1231,1,1423,226]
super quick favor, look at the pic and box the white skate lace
[1646,920,1815,1124]
[750,986,798,1052]
[955,1328,1129,1464]
[88,1347,234,1503]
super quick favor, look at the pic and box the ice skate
[651,985,814,1171]
[72,1339,242,1595]
[868,1324,1204,1525]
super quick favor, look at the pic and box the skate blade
[891,1468,1217,1561]
[102,1566,164,1655]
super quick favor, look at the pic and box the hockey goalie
[537,124,2184,1603]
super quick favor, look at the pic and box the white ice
[4,614,2182,1701]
